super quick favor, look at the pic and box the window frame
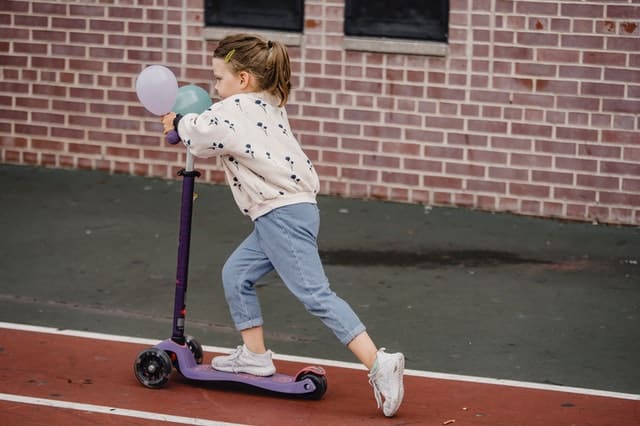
[344,0,449,43]
[204,0,304,33]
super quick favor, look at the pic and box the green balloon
[172,85,212,115]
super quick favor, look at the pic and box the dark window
[204,0,304,33]
[345,0,449,42]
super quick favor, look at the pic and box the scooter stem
[172,147,200,344]
[185,148,194,172]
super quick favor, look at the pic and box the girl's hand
[161,112,177,134]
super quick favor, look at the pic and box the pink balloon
[136,65,178,115]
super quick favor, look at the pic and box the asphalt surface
[0,164,638,395]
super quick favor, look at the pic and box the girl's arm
[161,107,233,158]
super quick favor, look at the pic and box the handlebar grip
[166,130,180,145]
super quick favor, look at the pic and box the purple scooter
[133,133,327,399]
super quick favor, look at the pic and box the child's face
[212,57,243,99]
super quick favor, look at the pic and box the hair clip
[267,40,273,49]
[224,49,236,63]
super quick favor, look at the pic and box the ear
[238,70,251,89]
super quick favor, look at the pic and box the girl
[161,33,404,417]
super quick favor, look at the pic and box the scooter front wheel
[134,348,172,388]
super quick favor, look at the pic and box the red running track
[0,325,638,425]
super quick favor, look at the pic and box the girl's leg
[213,229,277,376]
[222,228,273,352]
[253,204,404,416]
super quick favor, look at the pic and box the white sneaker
[211,344,276,376]
[368,348,405,417]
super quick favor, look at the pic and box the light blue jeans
[221,202,366,345]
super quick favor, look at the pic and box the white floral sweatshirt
[177,92,320,220]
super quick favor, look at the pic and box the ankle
[370,355,381,373]
[244,343,268,355]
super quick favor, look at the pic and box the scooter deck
[155,339,325,396]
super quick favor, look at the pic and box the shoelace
[228,346,244,358]
[368,348,388,409]
[368,373,383,409]
[227,345,245,373]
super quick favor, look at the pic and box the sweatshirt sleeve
[176,104,235,158]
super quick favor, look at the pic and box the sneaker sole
[211,363,276,377]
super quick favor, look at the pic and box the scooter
[133,137,327,399]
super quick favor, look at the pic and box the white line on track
[1,321,639,403]
[0,392,246,426]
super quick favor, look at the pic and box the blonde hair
[214,33,291,107]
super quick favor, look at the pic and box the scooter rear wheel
[134,348,172,388]
[297,372,328,400]
[185,335,203,364]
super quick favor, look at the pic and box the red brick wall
[1,0,639,225]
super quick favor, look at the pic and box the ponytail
[213,34,291,106]
[264,40,291,106]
